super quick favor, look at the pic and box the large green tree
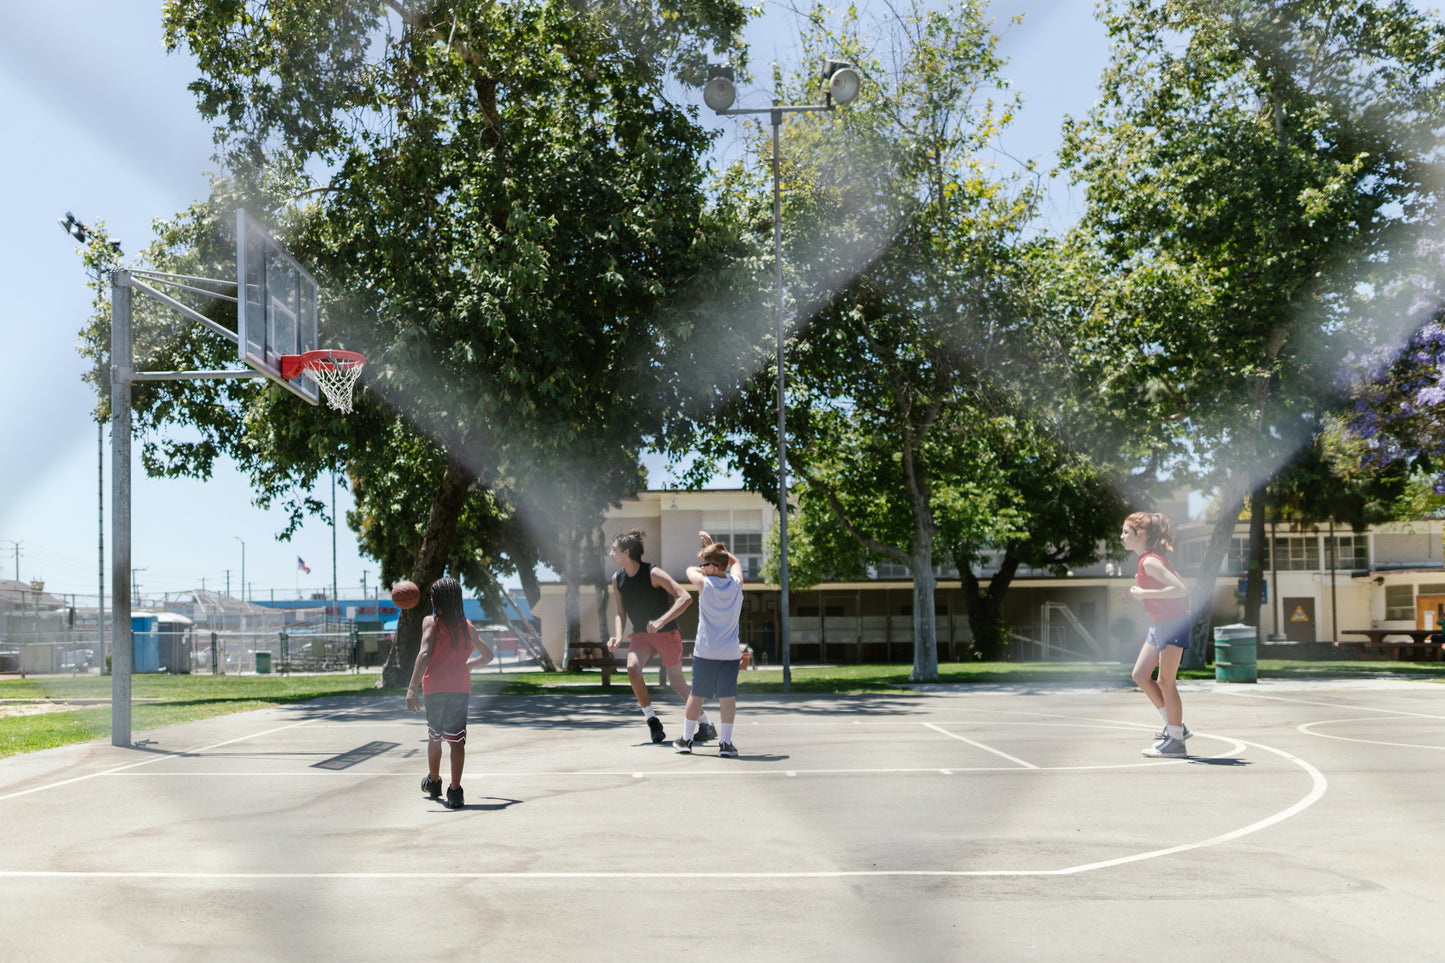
[689,1,1126,679]
[1059,0,1445,661]
[87,0,749,680]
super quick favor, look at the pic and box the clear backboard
[237,210,320,405]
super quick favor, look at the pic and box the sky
[0,0,1108,607]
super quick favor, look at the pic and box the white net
[301,355,364,413]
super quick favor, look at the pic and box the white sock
[683,718,697,740]
[698,710,710,726]
[643,706,656,720]
[1157,706,1168,722]
[1165,724,1185,740]
[720,723,734,744]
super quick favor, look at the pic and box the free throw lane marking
[923,722,1038,768]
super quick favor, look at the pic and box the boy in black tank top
[606,529,717,744]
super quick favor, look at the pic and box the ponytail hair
[429,577,466,643]
[1125,511,1176,554]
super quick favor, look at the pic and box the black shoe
[673,737,693,754]
[718,742,739,758]
[694,720,718,743]
[445,786,464,809]
[647,716,666,743]
[421,775,442,799]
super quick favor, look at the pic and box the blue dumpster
[1214,624,1258,683]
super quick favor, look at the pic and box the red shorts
[626,630,684,668]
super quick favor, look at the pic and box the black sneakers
[647,716,666,743]
[673,737,693,754]
[695,720,718,743]
[718,742,738,758]
[445,785,465,809]
[421,775,442,799]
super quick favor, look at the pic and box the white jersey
[693,572,743,660]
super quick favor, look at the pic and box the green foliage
[77,2,752,674]
[692,1,1126,675]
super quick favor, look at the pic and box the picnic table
[1334,629,1444,662]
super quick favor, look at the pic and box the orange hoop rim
[279,349,366,381]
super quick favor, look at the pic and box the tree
[689,0,1122,680]
[84,1,750,682]
[1059,0,1445,662]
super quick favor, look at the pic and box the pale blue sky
[0,1,1107,604]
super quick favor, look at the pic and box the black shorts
[424,691,469,743]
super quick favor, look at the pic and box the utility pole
[59,212,121,678]
[5,540,20,581]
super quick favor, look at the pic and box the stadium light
[702,58,864,693]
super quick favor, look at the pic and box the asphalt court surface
[0,678,1442,961]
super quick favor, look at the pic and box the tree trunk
[1183,484,1248,670]
[1244,480,1268,631]
[379,457,476,687]
[961,550,1021,660]
[563,527,582,651]
[910,541,939,682]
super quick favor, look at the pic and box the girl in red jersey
[1121,512,1192,758]
[405,577,494,808]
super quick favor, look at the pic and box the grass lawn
[497,658,1445,694]
[2,659,1439,758]
[0,673,404,759]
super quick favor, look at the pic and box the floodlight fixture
[703,63,736,113]
[822,59,861,107]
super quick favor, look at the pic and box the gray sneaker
[1153,724,1192,743]
[1143,736,1188,758]
[672,737,693,754]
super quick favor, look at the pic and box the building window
[1329,536,1369,571]
[1385,584,1414,621]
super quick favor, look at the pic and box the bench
[1335,630,1445,662]
[564,644,626,685]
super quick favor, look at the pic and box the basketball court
[0,678,1441,960]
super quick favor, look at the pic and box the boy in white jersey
[674,532,744,758]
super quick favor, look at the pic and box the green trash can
[1213,625,1257,683]
[255,651,272,674]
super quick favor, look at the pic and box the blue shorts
[1146,615,1191,650]
[424,691,469,743]
[689,655,741,699]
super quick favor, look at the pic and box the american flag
[297,556,311,574]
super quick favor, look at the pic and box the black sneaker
[673,737,693,754]
[718,742,738,758]
[421,775,442,799]
[445,785,465,809]
[695,720,718,743]
[647,716,666,743]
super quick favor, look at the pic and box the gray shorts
[1146,615,1191,650]
[689,655,740,699]
[424,691,469,743]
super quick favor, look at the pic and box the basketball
[391,580,421,609]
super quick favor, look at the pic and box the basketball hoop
[279,350,366,413]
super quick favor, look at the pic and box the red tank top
[1137,553,1188,623]
[421,618,473,695]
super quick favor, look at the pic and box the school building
[531,489,1445,665]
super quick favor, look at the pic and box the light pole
[58,212,121,676]
[703,59,862,692]
[234,536,245,602]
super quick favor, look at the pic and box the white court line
[0,722,1319,879]
[923,722,1038,768]
[1215,688,1445,720]
[1298,718,1445,751]
[0,709,356,804]
[0,739,1320,880]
